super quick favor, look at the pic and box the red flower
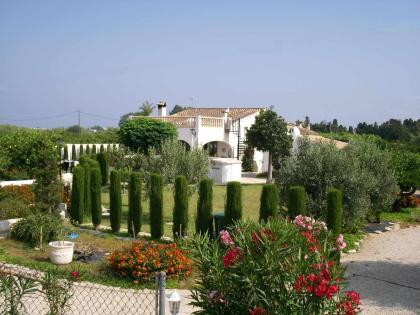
[315,279,328,297]
[69,271,80,281]
[249,306,267,315]
[326,284,338,299]
[223,247,242,268]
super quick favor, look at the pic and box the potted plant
[49,229,79,265]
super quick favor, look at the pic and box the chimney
[157,101,167,116]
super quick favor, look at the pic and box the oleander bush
[188,218,359,314]
[108,241,191,283]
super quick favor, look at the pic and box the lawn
[381,208,420,225]
[91,184,263,237]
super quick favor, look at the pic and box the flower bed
[189,217,361,314]
[108,241,191,283]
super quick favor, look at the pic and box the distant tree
[348,126,354,133]
[303,116,310,128]
[138,101,155,116]
[169,105,191,115]
[119,117,177,153]
[90,125,104,131]
[66,125,81,134]
[119,112,138,127]
[246,109,292,182]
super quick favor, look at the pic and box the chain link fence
[0,263,167,315]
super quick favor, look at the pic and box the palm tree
[138,101,155,116]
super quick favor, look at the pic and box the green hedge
[109,170,122,233]
[96,152,109,185]
[259,184,279,222]
[196,179,213,235]
[173,176,189,238]
[70,165,85,224]
[91,167,102,229]
[326,188,343,235]
[287,186,306,218]
[225,181,242,226]
[128,172,142,237]
[150,173,164,239]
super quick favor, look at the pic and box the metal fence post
[158,271,166,315]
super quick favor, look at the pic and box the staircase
[238,138,246,160]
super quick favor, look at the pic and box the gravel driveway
[342,226,420,315]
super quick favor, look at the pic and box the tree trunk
[267,151,273,183]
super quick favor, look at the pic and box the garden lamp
[168,290,181,315]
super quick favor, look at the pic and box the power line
[79,111,119,121]
[0,111,77,122]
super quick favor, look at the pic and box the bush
[90,167,102,229]
[108,241,191,282]
[92,144,97,154]
[10,213,63,246]
[242,146,257,172]
[71,144,76,161]
[96,152,109,185]
[173,176,189,238]
[128,172,142,237]
[85,145,91,155]
[109,170,122,233]
[327,188,343,235]
[82,162,91,216]
[119,117,177,153]
[69,166,84,224]
[79,144,84,157]
[276,138,398,231]
[150,173,164,239]
[259,184,279,222]
[0,185,35,220]
[188,219,360,314]
[100,144,105,153]
[224,182,242,226]
[196,179,213,235]
[287,186,306,218]
[63,146,68,161]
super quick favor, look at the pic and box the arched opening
[202,141,233,158]
[179,140,191,151]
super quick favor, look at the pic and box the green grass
[381,208,420,224]
[342,231,366,253]
[87,184,264,237]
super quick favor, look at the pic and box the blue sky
[0,1,419,128]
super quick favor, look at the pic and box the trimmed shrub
[128,172,142,237]
[109,170,122,233]
[79,144,84,157]
[63,145,69,161]
[85,145,91,155]
[259,184,279,222]
[107,144,111,152]
[288,186,306,218]
[96,152,109,185]
[225,181,242,226]
[173,176,189,238]
[10,213,63,246]
[327,188,343,235]
[150,173,164,239]
[100,144,105,153]
[242,146,257,172]
[196,179,213,235]
[91,167,102,229]
[70,165,85,224]
[92,144,97,154]
[71,144,77,161]
[82,162,91,216]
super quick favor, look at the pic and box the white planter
[49,241,74,265]
[0,218,21,233]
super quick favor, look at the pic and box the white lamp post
[168,290,181,315]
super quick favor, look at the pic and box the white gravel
[342,226,420,315]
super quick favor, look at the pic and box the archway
[179,140,191,151]
[202,141,233,158]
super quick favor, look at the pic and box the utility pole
[78,109,81,134]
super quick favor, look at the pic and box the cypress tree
[91,167,102,229]
[100,144,105,153]
[70,165,85,224]
[71,144,77,161]
[96,153,109,185]
[128,172,142,237]
[173,176,189,238]
[92,144,97,154]
[58,145,63,160]
[85,145,91,155]
[150,173,163,239]
[79,144,84,157]
[326,188,343,235]
[63,145,69,161]
[82,162,91,216]
[109,170,122,233]
[224,181,242,226]
[196,178,213,235]
[259,184,279,222]
[107,144,111,152]
[287,186,306,218]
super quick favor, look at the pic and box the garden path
[342,226,420,315]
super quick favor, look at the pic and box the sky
[0,1,419,128]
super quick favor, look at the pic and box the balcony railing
[132,116,225,129]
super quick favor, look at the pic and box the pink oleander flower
[336,234,346,250]
[293,215,315,230]
[219,230,234,246]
